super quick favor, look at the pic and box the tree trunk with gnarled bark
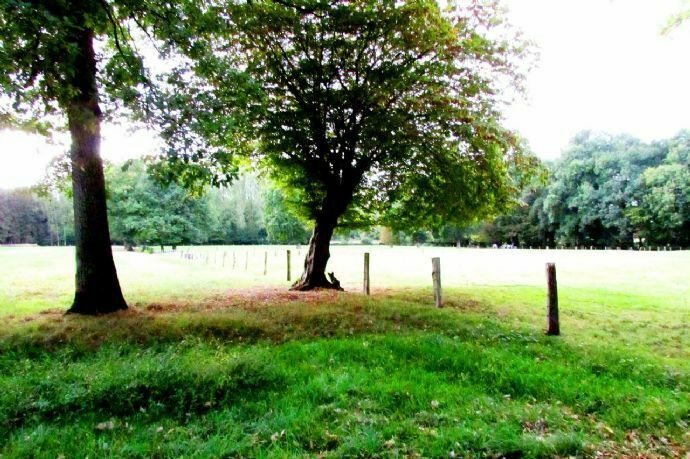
[65,27,127,314]
[291,217,343,291]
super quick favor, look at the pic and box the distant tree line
[473,130,690,248]
[105,161,310,248]
[0,189,72,245]
[0,161,311,248]
[4,130,688,250]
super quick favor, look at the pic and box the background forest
[2,129,689,249]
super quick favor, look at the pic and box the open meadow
[0,245,688,457]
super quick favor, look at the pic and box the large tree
[157,0,536,290]
[0,0,167,312]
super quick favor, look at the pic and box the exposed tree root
[290,272,344,291]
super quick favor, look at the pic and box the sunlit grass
[0,246,688,457]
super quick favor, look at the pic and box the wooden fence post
[431,257,442,308]
[232,252,236,269]
[363,252,370,295]
[245,251,248,270]
[546,262,560,336]
[287,250,291,282]
[222,252,226,267]
[264,251,268,275]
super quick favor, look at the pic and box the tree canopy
[155,0,538,289]
[0,0,152,126]
[476,130,690,249]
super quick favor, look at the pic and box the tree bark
[291,216,342,291]
[65,27,127,314]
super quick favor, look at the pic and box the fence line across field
[159,246,688,335]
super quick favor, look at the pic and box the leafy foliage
[476,185,551,247]
[107,163,285,248]
[662,0,690,35]
[204,174,268,244]
[0,189,50,245]
[475,130,690,248]
[107,161,208,249]
[628,132,690,246]
[0,0,155,125]
[263,187,310,244]
[542,131,687,247]
[155,0,538,232]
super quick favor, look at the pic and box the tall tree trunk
[291,216,342,291]
[66,27,127,314]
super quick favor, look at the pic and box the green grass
[0,246,688,457]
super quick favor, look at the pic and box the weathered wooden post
[232,251,236,269]
[287,250,292,282]
[363,252,370,295]
[431,257,442,308]
[546,262,560,336]
[245,251,248,270]
[264,251,268,275]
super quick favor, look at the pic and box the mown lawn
[0,247,688,457]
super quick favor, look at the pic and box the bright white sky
[503,0,690,160]
[1,0,689,189]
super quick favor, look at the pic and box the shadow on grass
[0,288,688,457]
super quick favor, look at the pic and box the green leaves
[0,0,152,121]
[161,0,536,231]
[107,160,208,247]
[2,0,539,236]
[538,130,690,248]
[263,186,310,244]
[628,152,690,246]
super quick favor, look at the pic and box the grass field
[0,245,688,457]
